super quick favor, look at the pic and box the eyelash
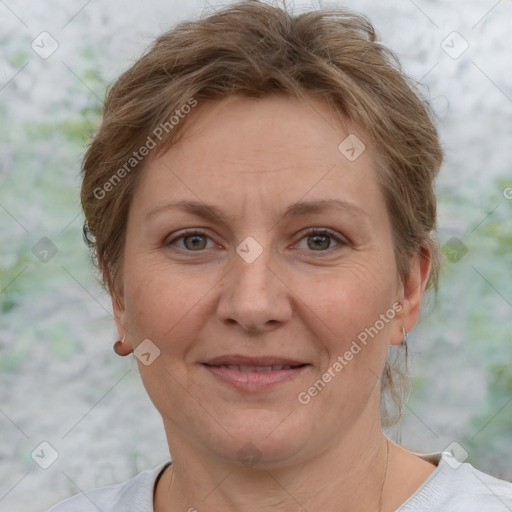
[166,228,347,254]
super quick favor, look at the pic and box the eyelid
[166,228,215,248]
[293,227,348,250]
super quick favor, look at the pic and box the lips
[202,354,307,370]
[210,364,300,372]
[202,355,309,391]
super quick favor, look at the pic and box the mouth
[201,355,310,391]
[204,363,306,372]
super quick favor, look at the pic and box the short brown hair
[81,0,443,426]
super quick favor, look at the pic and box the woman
[48,1,512,511]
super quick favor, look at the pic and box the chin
[207,411,313,468]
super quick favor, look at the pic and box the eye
[295,228,347,252]
[165,228,347,253]
[166,229,215,251]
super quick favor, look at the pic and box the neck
[157,402,391,512]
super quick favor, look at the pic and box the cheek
[122,258,207,409]
[305,258,395,332]
[295,257,397,390]
[124,258,185,340]
[122,254,221,360]
[300,266,396,414]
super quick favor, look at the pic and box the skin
[113,93,436,512]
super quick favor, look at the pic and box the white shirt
[46,451,512,511]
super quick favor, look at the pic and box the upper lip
[202,355,307,367]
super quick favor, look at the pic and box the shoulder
[45,461,171,512]
[398,451,512,511]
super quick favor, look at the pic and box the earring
[401,327,408,345]
[113,334,133,356]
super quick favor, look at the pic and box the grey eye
[182,234,208,250]
[307,233,332,250]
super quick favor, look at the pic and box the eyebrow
[145,198,369,225]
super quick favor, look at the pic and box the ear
[112,291,129,342]
[390,247,432,346]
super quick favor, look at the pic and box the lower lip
[202,364,309,392]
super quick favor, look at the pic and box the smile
[202,362,310,391]
[207,364,304,372]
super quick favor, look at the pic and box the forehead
[133,93,385,223]
[169,93,371,167]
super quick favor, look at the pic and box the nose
[216,245,293,334]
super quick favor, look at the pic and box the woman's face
[114,94,420,466]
